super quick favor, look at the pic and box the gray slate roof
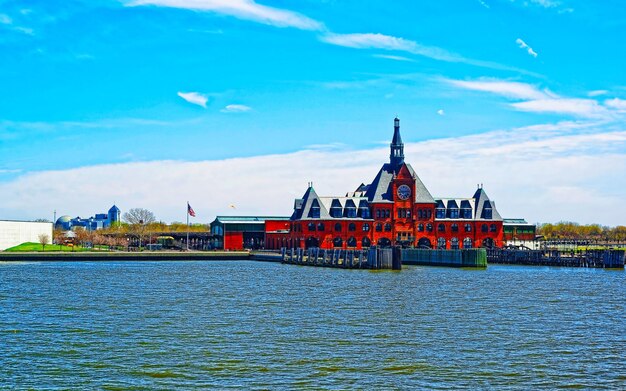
[365,163,435,204]
[472,188,503,221]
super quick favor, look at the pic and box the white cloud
[604,98,626,111]
[1,121,625,226]
[177,91,208,108]
[221,104,251,113]
[126,0,323,30]
[372,54,415,62]
[588,90,608,97]
[446,78,548,100]
[446,78,622,118]
[516,38,538,58]
[437,109,445,116]
[511,98,608,117]
[478,0,490,9]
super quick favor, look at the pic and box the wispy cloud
[511,98,607,117]
[478,0,490,9]
[1,120,624,225]
[221,104,251,113]
[320,32,461,62]
[437,109,445,116]
[588,90,608,97]
[372,54,415,62]
[445,78,625,119]
[0,13,12,24]
[126,0,323,30]
[446,78,547,100]
[516,38,538,58]
[177,91,209,108]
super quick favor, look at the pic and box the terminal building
[264,118,518,250]
[55,205,121,231]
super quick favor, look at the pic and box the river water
[1,261,624,389]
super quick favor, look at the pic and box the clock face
[397,184,411,200]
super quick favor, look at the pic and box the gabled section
[472,187,503,221]
[291,186,329,220]
[405,164,435,203]
[365,164,395,203]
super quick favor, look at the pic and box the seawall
[0,251,250,262]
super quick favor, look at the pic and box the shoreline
[0,251,251,262]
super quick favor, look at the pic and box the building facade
[55,205,121,231]
[0,220,53,251]
[265,118,508,250]
[210,216,290,250]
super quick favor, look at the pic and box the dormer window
[308,199,321,218]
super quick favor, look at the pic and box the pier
[487,248,625,268]
[279,247,402,270]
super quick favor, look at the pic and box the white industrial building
[0,220,53,251]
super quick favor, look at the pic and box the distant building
[0,220,53,251]
[55,205,121,231]
[503,218,538,249]
[210,216,290,250]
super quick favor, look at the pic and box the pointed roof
[365,163,435,204]
[392,117,403,144]
[472,187,503,221]
[291,186,330,220]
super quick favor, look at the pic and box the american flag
[187,203,196,217]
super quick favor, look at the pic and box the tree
[38,233,50,251]
[123,208,157,250]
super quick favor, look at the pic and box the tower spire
[390,117,405,167]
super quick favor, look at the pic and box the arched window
[362,237,371,247]
[481,224,488,233]
[465,224,472,232]
[384,223,392,232]
[437,237,446,249]
[375,223,382,232]
[333,237,343,248]
[450,237,459,250]
[418,223,424,232]
[305,237,319,248]
[463,237,473,249]
[347,236,357,247]
[308,222,316,232]
[418,237,432,248]
[438,223,445,232]
[451,223,459,232]
[377,237,391,247]
[490,224,497,232]
[348,223,356,232]
[317,222,325,231]
[426,223,433,232]
[362,223,370,232]
[334,223,342,232]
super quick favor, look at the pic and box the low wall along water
[401,248,488,268]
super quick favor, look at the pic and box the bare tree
[123,208,157,250]
[38,234,50,251]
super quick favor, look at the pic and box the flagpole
[186,201,189,251]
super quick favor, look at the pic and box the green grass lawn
[4,242,112,252]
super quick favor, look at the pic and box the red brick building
[265,118,507,250]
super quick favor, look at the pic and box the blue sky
[1,0,625,225]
